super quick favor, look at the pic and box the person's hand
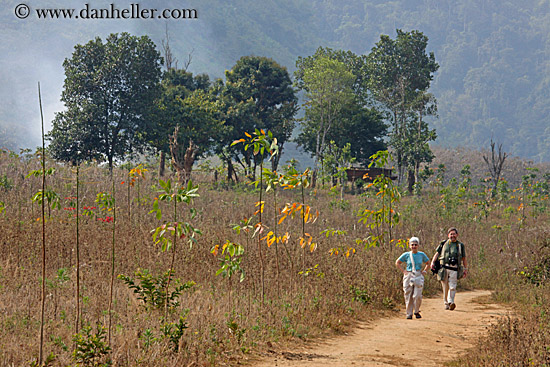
[430,262,436,271]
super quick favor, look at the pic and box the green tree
[402,92,438,192]
[221,56,297,178]
[167,89,224,183]
[149,69,224,182]
[366,29,439,188]
[47,33,162,169]
[295,47,369,103]
[151,69,212,177]
[294,55,355,185]
[295,47,387,176]
[296,100,387,167]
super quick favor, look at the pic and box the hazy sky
[4,1,550,162]
[1,0,210,151]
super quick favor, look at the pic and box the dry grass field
[0,147,549,366]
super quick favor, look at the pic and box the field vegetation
[0,146,549,366]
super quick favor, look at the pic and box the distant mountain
[2,0,550,162]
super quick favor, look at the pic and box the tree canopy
[145,68,222,177]
[47,32,162,168]
[221,56,298,176]
[366,30,438,189]
[295,47,387,177]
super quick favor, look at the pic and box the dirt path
[251,290,508,367]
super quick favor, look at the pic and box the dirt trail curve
[251,290,508,367]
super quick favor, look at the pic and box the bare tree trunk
[38,83,46,365]
[483,139,509,195]
[158,151,166,178]
[182,139,197,182]
[226,158,234,182]
[415,108,423,185]
[170,128,184,184]
[252,160,258,182]
[169,126,198,185]
[407,168,415,194]
[271,143,283,172]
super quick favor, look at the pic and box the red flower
[97,216,114,223]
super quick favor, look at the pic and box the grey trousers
[403,272,424,316]
[441,269,458,305]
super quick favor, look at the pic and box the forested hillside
[306,0,550,163]
[2,0,550,161]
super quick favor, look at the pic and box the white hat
[409,237,419,245]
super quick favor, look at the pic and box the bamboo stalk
[38,82,46,365]
[108,173,116,345]
[165,186,178,318]
[258,162,265,305]
[75,165,80,334]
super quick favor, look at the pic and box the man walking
[431,227,468,310]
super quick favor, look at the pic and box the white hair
[409,236,420,245]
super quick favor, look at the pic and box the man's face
[448,230,458,242]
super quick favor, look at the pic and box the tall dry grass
[0,148,549,366]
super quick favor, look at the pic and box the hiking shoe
[406,315,413,319]
[414,313,422,319]
[445,304,450,310]
[450,303,456,311]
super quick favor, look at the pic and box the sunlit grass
[0,148,549,366]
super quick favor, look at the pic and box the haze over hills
[2,0,550,162]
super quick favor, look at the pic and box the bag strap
[441,239,450,257]
[442,240,463,267]
[446,240,463,257]
[409,251,416,273]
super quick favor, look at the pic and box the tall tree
[156,26,178,177]
[294,55,355,184]
[295,47,387,177]
[405,91,438,192]
[366,29,439,187]
[165,88,224,184]
[222,56,297,178]
[48,33,162,169]
[146,69,218,180]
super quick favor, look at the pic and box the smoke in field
[0,0,216,151]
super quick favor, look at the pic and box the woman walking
[396,237,430,319]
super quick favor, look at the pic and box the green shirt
[436,240,465,265]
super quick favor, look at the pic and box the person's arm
[396,259,407,275]
[462,256,468,277]
[421,255,430,274]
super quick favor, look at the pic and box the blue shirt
[398,251,430,271]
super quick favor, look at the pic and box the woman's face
[410,242,419,253]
